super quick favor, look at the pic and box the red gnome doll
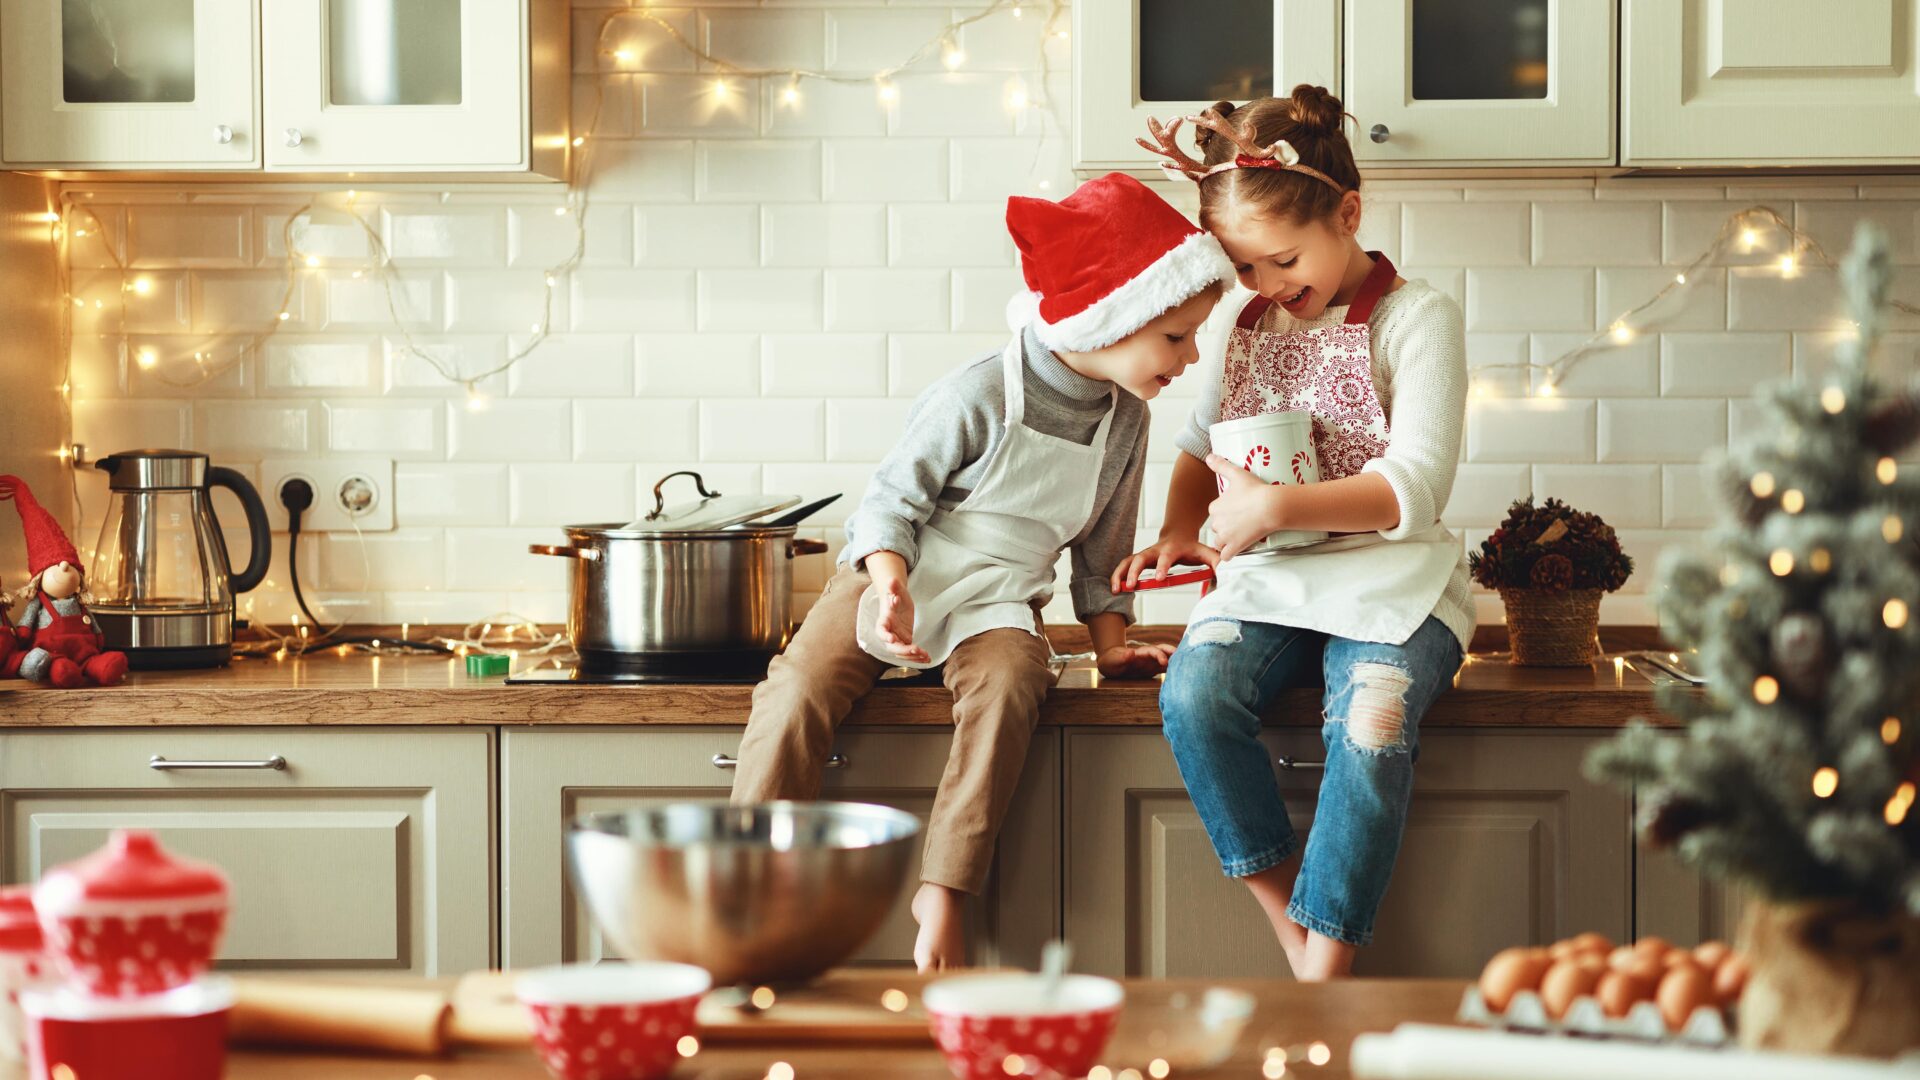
[0,475,127,688]
[0,573,18,676]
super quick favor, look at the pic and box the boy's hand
[1205,454,1285,562]
[871,576,931,664]
[1097,642,1174,680]
[1110,535,1221,593]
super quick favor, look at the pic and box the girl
[1116,85,1473,981]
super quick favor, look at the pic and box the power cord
[276,479,450,656]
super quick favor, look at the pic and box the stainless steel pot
[531,521,828,672]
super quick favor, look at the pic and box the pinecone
[1529,553,1574,591]
[1637,790,1713,849]
[1771,612,1830,699]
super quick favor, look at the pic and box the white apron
[856,336,1116,668]
[1189,253,1462,646]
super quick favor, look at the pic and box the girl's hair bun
[1286,84,1346,137]
[1192,100,1239,153]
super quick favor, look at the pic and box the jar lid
[0,884,42,953]
[33,831,229,916]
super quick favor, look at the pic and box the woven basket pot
[1499,587,1602,666]
[1737,899,1920,1057]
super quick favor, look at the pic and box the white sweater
[1174,278,1476,651]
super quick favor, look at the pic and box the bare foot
[910,882,967,973]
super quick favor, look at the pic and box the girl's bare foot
[910,882,967,973]
[1240,862,1309,976]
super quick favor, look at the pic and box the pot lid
[33,830,229,913]
[620,470,800,532]
[0,885,41,953]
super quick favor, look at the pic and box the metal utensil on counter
[566,801,921,987]
[727,493,843,530]
[1039,939,1072,1008]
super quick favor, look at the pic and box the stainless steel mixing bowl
[566,801,923,986]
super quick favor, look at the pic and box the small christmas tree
[1587,222,1919,915]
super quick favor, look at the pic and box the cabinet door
[0,0,260,168]
[1065,729,1631,979]
[1073,0,1338,173]
[1345,0,1614,166]
[501,727,1059,972]
[262,0,526,170]
[1623,0,1920,165]
[0,729,495,975]
[1636,843,1749,947]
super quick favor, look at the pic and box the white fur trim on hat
[1018,231,1236,353]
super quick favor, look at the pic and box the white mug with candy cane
[1207,412,1328,553]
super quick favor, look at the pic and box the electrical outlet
[260,458,395,533]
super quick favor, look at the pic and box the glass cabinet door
[1,0,259,167]
[1347,0,1613,166]
[263,0,525,170]
[1074,0,1338,173]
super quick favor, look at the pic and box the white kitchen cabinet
[0,0,261,169]
[501,727,1060,973]
[0,728,496,975]
[1072,0,1338,174]
[1345,0,1615,167]
[0,0,569,177]
[1623,0,1920,166]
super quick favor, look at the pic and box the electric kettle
[88,450,270,669]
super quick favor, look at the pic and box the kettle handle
[207,466,272,594]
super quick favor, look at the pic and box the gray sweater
[841,327,1147,625]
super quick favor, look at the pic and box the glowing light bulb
[711,78,730,99]
[136,347,157,370]
[943,46,965,70]
[1753,675,1780,704]
[1008,85,1030,110]
[1740,227,1759,250]
[1012,4,1023,17]
[1877,457,1898,484]
[613,48,634,64]
[130,276,153,295]
[73,298,84,308]
[1809,547,1831,574]
[1536,381,1557,398]
[676,1036,699,1057]
[1812,767,1838,798]
[1885,515,1904,543]
[571,136,585,147]
[1781,488,1805,514]
[1778,253,1798,276]
[466,386,487,412]
[1674,273,1687,285]
[554,205,569,216]
[277,311,291,321]
[1609,323,1634,344]
[1750,471,1776,498]
[345,189,357,201]
[304,255,320,268]
[1885,598,1909,629]
[781,81,801,106]
[877,80,898,103]
[1888,782,1915,826]
[1882,716,1902,744]
[1769,549,1794,576]
[1820,386,1845,413]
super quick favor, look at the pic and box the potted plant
[1469,497,1633,666]
[1587,224,1919,1058]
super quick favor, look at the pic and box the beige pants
[728,565,1056,895]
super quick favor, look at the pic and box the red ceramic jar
[32,831,229,998]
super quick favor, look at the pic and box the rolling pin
[228,974,532,1056]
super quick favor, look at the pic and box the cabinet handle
[1369,124,1390,144]
[710,753,847,770]
[213,124,234,145]
[150,755,287,771]
[1276,755,1325,771]
[284,128,305,148]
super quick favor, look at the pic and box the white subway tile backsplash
[696,141,823,202]
[572,7,693,75]
[586,139,695,200]
[1662,202,1778,267]
[1660,332,1791,396]
[764,334,888,396]
[446,528,568,591]
[762,463,881,526]
[1532,202,1660,267]
[383,208,506,267]
[446,271,570,334]
[889,333,1001,396]
[73,400,190,451]
[570,269,697,332]
[1662,465,1718,529]
[128,206,250,268]
[261,338,378,394]
[701,399,824,461]
[1465,332,1531,397]
[1465,398,1596,463]
[511,463,636,525]
[321,530,444,591]
[950,267,1021,331]
[636,333,760,397]
[951,138,1074,202]
[1530,465,1662,528]
[889,75,1019,137]
[1597,399,1727,464]
[1728,267,1842,331]
[1442,464,1533,527]
[637,205,760,267]
[1355,201,1402,263]
[889,204,1012,266]
[1465,268,1593,332]
[383,336,508,393]
[638,75,760,137]
[397,464,508,526]
[826,399,914,461]
[1600,267,1725,331]
[1795,201,1918,264]
[699,269,824,331]
[824,139,949,202]
[761,205,887,267]
[825,9,950,72]
[325,272,438,331]
[1612,530,1695,594]
[1532,333,1658,397]
[827,269,950,331]
[574,399,698,461]
[450,400,571,462]
[508,203,634,269]
[1402,202,1529,267]
[762,79,889,139]
[703,9,827,74]
[508,334,635,398]
[195,272,307,334]
[325,402,444,458]
[195,403,312,453]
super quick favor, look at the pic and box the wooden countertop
[0,641,1683,729]
[0,976,1472,1080]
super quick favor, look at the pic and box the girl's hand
[1110,535,1221,593]
[871,577,930,664]
[1205,453,1285,562]
[1097,642,1175,680]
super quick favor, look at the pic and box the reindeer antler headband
[1136,110,1345,193]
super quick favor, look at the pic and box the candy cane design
[1244,445,1271,471]
[1291,450,1311,485]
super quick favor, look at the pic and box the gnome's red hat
[0,475,79,578]
[1005,172,1235,353]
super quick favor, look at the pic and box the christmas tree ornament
[0,476,127,690]
[1771,612,1829,698]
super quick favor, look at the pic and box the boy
[729,173,1234,971]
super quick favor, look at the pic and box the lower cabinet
[501,726,1059,972]
[0,728,495,975]
[1064,729,1632,979]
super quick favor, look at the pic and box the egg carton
[1457,985,1733,1048]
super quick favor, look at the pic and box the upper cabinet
[1345,0,1615,167]
[1622,0,1920,166]
[0,0,569,178]
[1,0,260,168]
[1073,0,1339,174]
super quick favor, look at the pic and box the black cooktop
[506,666,763,686]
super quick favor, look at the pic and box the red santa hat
[1005,172,1235,353]
[0,475,79,578]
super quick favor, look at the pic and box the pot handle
[789,538,829,557]
[647,470,720,521]
[528,544,600,561]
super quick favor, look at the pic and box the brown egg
[1657,962,1710,1031]
[1610,949,1665,983]
[1549,939,1581,960]
[1712,954,1749,1006]
[1692,940,1730,973]
[1479,947,1554,1011]
[1633,935,1673,959]
[1662,947,1699,967]
[1540,957,1605,1019]
[1571,931,1613,954]
[1595,971,1655,1019]
[1607,944,1639,970]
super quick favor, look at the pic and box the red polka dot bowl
[32,830,229,998]
[923,972,1125,1080]
[514,961,712,1080]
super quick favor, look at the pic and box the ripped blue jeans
[1159,615,1462,947]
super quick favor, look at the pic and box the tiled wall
[53,1,1920,632]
